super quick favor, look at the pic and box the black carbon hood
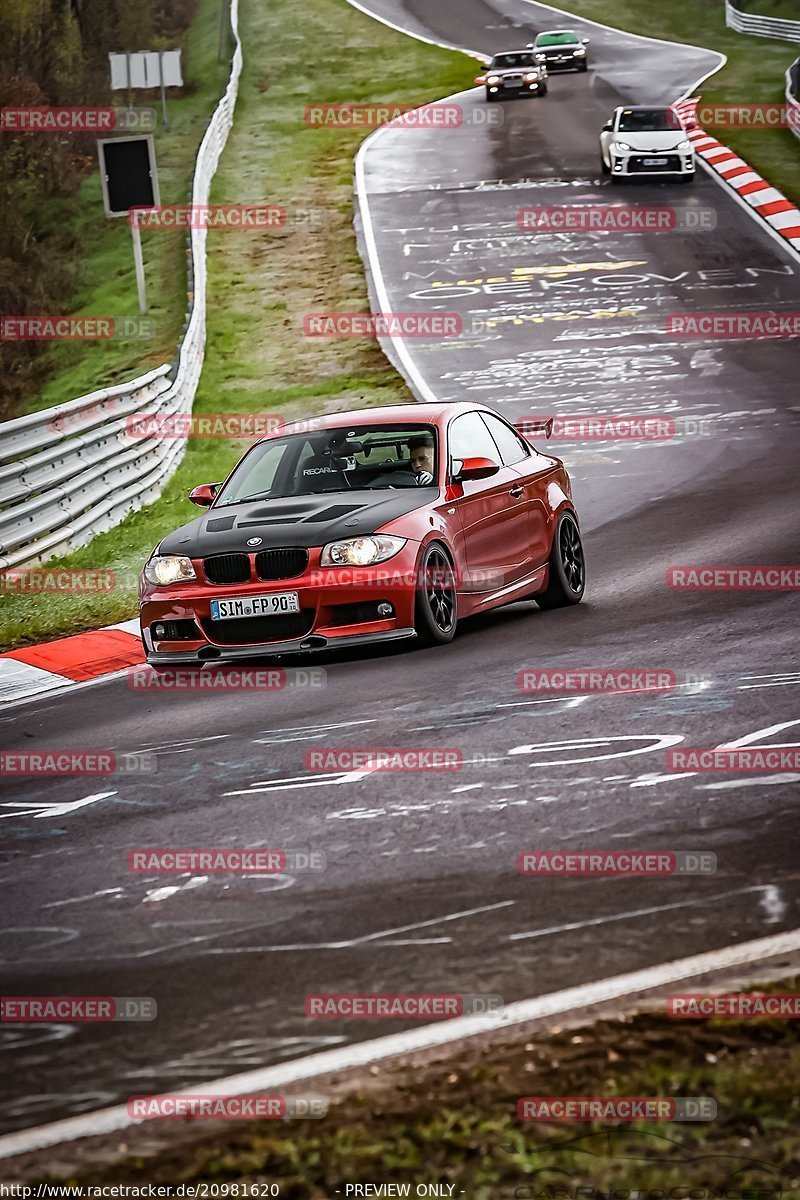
[157,489,435,556]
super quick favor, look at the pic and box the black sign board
[97,135,160,217]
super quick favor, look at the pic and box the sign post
[97,135,160,314]
[130,221,147,314]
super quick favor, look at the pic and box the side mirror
[457,456,501,481]
[189,483,219,507]
[582,36,590,44]
[602,122,613,132]
[474,75,486,85]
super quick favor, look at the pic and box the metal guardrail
[0,0,242,572]
[724,0,800,42]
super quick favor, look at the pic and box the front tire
[601,156,610,175]
[537,84,548,96]
[535,512,586,609]
[414,543,458,646]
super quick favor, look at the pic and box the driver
[408,434,435,485]
[366,433,436,489]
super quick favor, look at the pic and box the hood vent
[238,517,302,527]
[206,517,236,532]
[303,504,362,523]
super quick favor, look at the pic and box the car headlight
[144,555,197,586]
[574,47,586,54]
[320,535,406,568]
[524,71,539,81]
[677,139,692,150]
[614,141,632,151]
[486,74,501,84]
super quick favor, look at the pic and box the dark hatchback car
[529,30,589,72]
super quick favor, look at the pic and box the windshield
[215,423,439,505]
[535,32,580,45]
[617,108,682,132]
[491,52,538,69]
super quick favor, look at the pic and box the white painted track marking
[2,927,800,1160]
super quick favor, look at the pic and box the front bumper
[610,150,695,178]
[540,53,585,70]
[145,626,416,665]
[139,542,424,663]
[487,78,544,96]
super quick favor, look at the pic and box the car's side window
[449,412,502,467]
[480,413,531,466]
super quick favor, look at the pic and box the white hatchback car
[600,106,695,181]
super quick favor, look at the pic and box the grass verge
[24,977,800,1192]
[555,0,800,205]
[0,0,476,651]
[17,0,229,420]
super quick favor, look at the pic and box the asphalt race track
[1,0,799,1136]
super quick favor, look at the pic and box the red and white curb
[0,619,144,705]
[675,97,800,253]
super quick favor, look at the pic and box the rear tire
[414,543,458,646]
[535,512,586,609]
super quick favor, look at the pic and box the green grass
[555,0,800,204]
[19,0,230,418]
[31,978,800,1192]
[0,0,476,651]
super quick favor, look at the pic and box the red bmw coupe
[138,402,585,665]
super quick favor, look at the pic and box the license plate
[642,157,669,166]
[210,592,300,621]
